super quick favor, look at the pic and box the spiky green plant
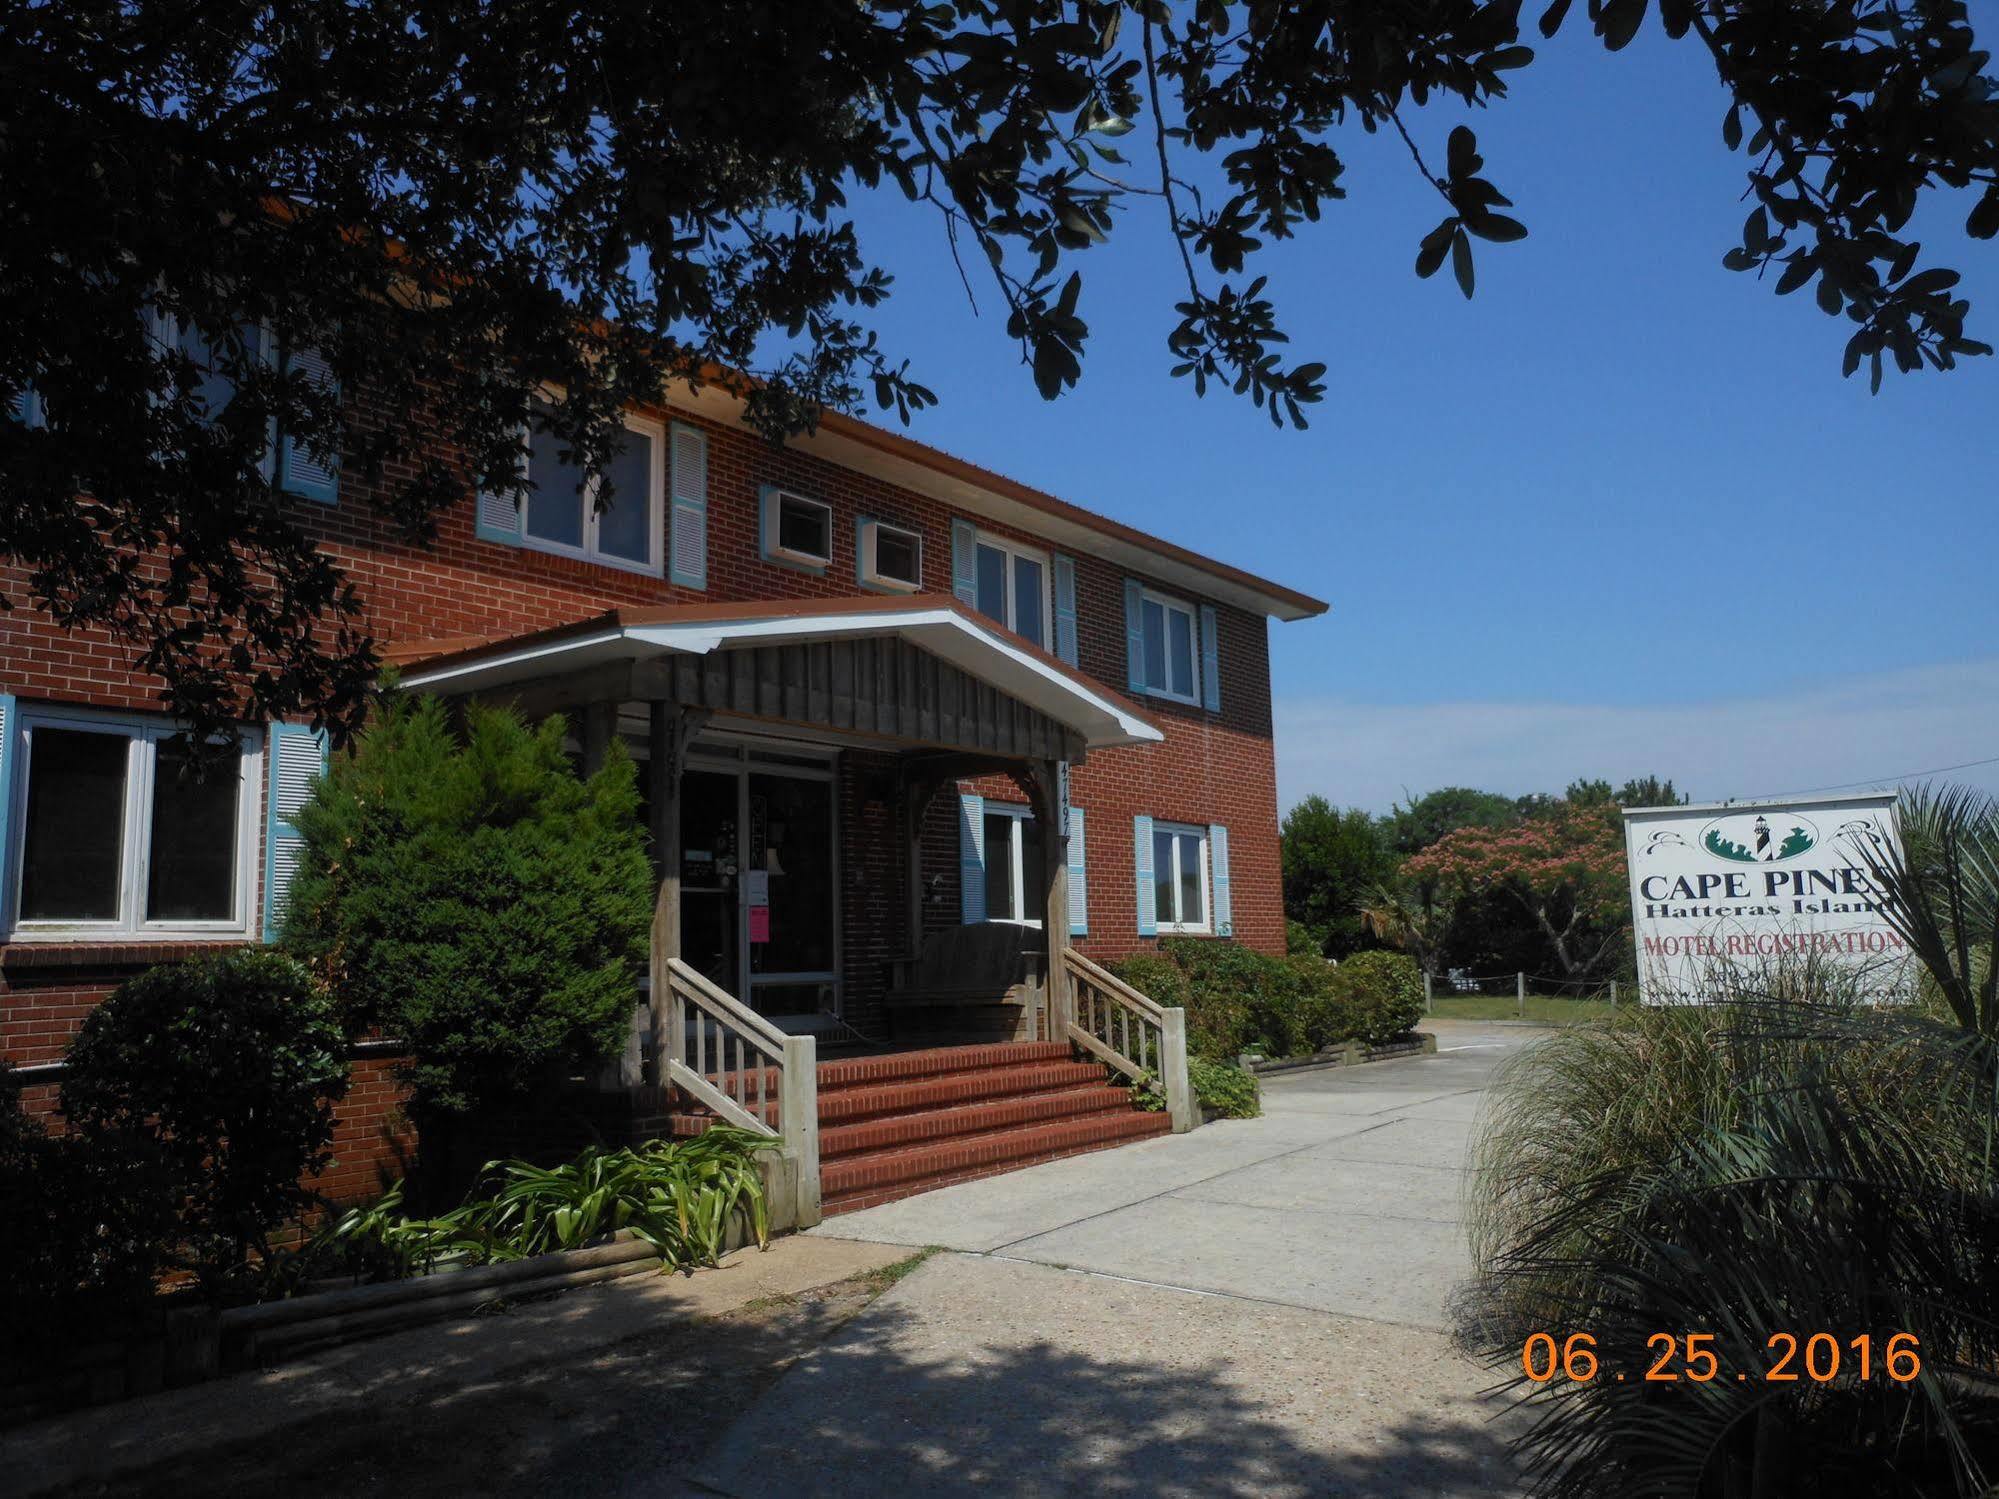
[1845,782,1999,1034]
[1459,990,1999,1497]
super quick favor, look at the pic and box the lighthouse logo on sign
[1701,812,1817,865]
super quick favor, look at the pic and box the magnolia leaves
[1415,126,1530,300]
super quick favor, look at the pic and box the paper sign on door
[746,870,770,907]
[747,906,771,943]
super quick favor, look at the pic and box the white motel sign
[1620,791,1912,1004]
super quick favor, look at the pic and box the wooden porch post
[646,702,710,1086]
[1033,757,1071,1045]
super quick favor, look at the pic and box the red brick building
[0,376,1323,1201]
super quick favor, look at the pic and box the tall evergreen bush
[284,696,653,1117]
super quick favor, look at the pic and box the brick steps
[818,1082,1133,1159]
[821,1109,1172,1213]
[666,1039,1171,1216]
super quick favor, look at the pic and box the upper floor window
[6,708,262,940]
[1151,821,1209,934]
[974,533,1048,648]
[522,396,663,573]
[981,803,1046,925]
[1136,587,1201,705]
[858,518,922,592]
[762,488,834,570]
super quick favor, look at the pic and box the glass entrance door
[745,769,837,1020]
[677,744,839,1027]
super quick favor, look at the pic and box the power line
[1744,753,1999,803]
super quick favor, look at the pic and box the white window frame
[4,707,264,942]
[1153,820,1211,935]
[1138,587,1203,707]
[858,517,923,592]
[151,310,279,483]
[518,396,667,577]
[982,802,1042,927]
[973,532,1053,646]
[763,488,835,570]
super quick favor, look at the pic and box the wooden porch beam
[646,701,712,1086]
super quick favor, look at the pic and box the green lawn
[1426,994,1622,1025]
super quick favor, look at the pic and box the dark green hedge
[1109,940,1425,1061]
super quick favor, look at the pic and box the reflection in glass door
[676,743,840,1027]
[746,769,837,1020]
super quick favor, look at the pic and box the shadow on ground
[42,1281,1521,1499]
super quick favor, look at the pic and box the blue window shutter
[1209,823,1232,937]
[279,342,340,504]
[1124,579,1145,693]
[958,792,986,923]
[1053,554,1079,665]
[263,724,329,942]
[476,428,525,543]
[1199,604,1221,713]
[1133,813,1156,937]
[1067,807,1088,936]
[0,694,16,927]
[11,387,40,427]
[951,519,979,606]
[669,422,708,588]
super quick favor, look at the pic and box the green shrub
[1336,949,1425,1043]
[284,696,654,1116]
[1285,919,1320,956]
[1460,995,1999,1494]
[1189,1057,1261,1119]
[1161,936,1297,1058]
[0,1071,180,1345]
[1107,952,1189,1011]
[61,951,349,1291]
[1285,955,1360,1052]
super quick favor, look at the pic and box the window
[520,396,664,572]
[762,488,833,569]
[982,804,1047,925]
[858,518,922,591]
[8,710,261,939]
[1151,822,1208,933]
[1137,588,1201,704]
[973,534,1049,648]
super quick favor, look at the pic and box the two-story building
[0,372,1324,1214]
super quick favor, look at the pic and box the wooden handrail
[667,956,790,1054]
[1062,947,1167,1022]
[1060,946,1194,1135]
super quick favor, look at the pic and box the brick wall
[0,388,1296,1094]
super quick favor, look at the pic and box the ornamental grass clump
[1457,971,1999,1497]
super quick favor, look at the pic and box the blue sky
[838,20,1999,813]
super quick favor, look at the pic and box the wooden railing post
[1158,1006,1195,1134]
[781,1033,822,1228]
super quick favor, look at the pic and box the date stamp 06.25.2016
[1522,1332,1923,1387]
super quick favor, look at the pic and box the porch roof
[387,594,1165,751]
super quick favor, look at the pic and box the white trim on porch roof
[397,606,1163,751]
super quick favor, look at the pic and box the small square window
[859,518,922,591]
[763,489,833,569]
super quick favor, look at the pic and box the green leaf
[1446,126,1479,181]
[1467,213,1527,243]
[1416,217,1458,279]
[1597,0,1646,51]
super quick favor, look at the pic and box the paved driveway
[691,1020,1537,1498]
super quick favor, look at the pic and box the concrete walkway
[692,1019,1535,1498]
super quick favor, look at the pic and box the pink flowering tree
[1403,809,1630,981]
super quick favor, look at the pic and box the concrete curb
[1243,1032,1438,1078]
